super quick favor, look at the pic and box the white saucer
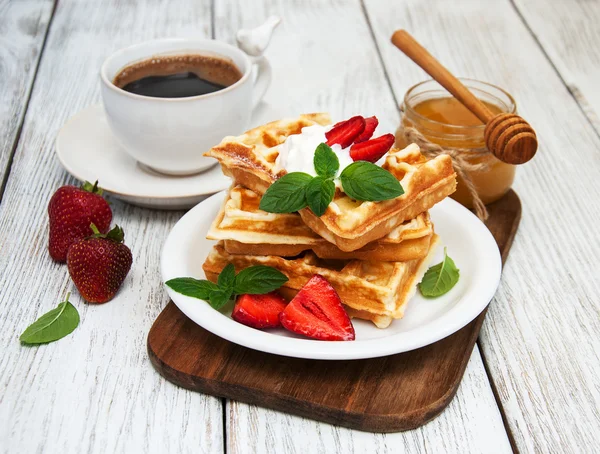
[161,191,502,360]
[56,104,231,209]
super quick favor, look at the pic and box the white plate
[56,105,231,209]
[161,192,502,360]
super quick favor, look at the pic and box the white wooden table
[1,0,599,452]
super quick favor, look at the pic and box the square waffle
[202,238,439,329]
[205,115,456,252]
[207,185,434,262]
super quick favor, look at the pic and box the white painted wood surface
[363,0,600,451]
[513,0,600,132]
[2,0,600,452]
[0,1,223,453]
[0,0,54,192]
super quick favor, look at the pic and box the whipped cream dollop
[274,124,354,177]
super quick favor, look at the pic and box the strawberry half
[326,116,366,149]
[350,133,395,162]
[280,275,355,341]
[354,116,379,143]
[232,292,287,329]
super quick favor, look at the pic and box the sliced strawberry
[280,275,355,341]
[354,116,379,143]
[232,292,287,329]
[326,116,366,149]
[350,133,395,162]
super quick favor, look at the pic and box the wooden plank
[226,346,512,454]
[363,0,600,451]
[214,0,511,450]
[0,1,223,453]
[513,0,600,133]
[0,0,54,199]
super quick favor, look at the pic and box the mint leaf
[314,143,339,178]
[166,278,218,300]
[305,176,335,217]
[20,293,80,345]
[209,287,234,310]
[340,161,404,201]
[419,248,460,297]
[234,266,289,295]
[218,263,236,290]
[259,172,312,213]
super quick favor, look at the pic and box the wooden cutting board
[148,190,521,432]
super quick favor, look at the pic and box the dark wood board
[148,190,521,432]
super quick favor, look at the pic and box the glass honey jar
[396,78,517,208]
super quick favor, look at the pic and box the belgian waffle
[207,186,434,262]
[205,115,456,252]
[202,239,439,329]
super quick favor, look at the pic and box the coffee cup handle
[250,56,272,110]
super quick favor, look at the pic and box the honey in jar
[396,78,516,208]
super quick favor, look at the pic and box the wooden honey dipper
[391,30,537,165]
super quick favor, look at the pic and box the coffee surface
[113,54,243,98]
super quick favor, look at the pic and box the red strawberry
[48,180,112,262]
[280,275,355,341]
[67,224,133,303]
[350,133,395,162]
[232,292,287,329]
[326,116,366,149]
[354,116,379,143]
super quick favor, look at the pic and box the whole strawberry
[67,224,133,303]
[48,181,112,262]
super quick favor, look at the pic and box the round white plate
[56,104,231,209]
[161,192,502,360]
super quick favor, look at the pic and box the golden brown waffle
[207,186,434,262]
[202,238,439,329]
[204,114,331,194]
[205,115,456,252]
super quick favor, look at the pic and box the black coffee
[113,54,243,98]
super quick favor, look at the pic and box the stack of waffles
[202,114,457,328]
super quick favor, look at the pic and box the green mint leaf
[233,266,289,295]
[209,287,234,310]
[419,248,460,298]
[305,176,335,217]
[313,143,339,178]
[217,263,236,290]
[340,161,404,201]
[166,277,219,300]
[259,172,313,213]
[20,293,80,345]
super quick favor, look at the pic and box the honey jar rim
[402,78,517,136]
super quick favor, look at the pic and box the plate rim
[161,191,502,360]
[55,104,230,200]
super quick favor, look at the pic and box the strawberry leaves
[166,265,288,310]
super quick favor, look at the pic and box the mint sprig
[419,248,460,297]
[166,265,288,310]
[340,161,404,201]
[259,142,403,217]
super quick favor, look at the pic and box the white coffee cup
[100,38,271,175]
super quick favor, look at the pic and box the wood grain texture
[0,1,223,453]
[512,0,600,133]
[364,0,600,451]
[147,190,520,434]
[213,0,511,451]
[0,0,54,198]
